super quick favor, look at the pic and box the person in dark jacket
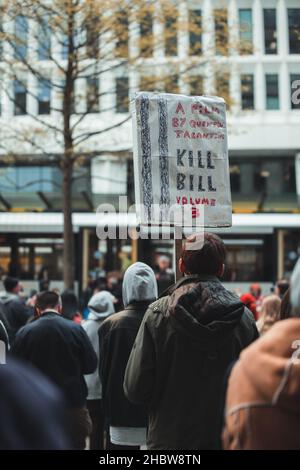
[0,358,70,449]
[11,290,97,449]
[99,262,158,449]
[124,233,259,450]
[0,276,31,342]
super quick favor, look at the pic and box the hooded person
[99,262,158,450]
[124,233,258,450]
[222,257,300,450]
[82,291,115,450]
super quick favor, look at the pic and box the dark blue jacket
[11,311,97,407]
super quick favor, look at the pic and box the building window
[214,9,228,56]
[116,77,129,113]
[86,24,99,59]
[239,9,253,54]
[216,73,230,108]
[14,80,27,115]
[164,75,179,94]
[241,74,254,110]
[38,79,51,115]
[140,76,157,92]
[165,11,178,56]
[189,9,202,56]
[263,9,277,54]
[229,165,241,193]
[15,15,28,60]
[291,74,300,110]
[86,77,99,113]
[115,10,129,58]
[140,12,153,57]
[189,76,204,96]
[38,16,51,60]
[288,9,300,54]
[265,74,279,110]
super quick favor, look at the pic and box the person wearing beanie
[82,291,115,450]
[223,257,300,449]
[99,262,158,450]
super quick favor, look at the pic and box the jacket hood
[167,276,245,348]
[87,290,115,320]
[0,292,18,304]
[239,318,300,413]
[122,262,158,308]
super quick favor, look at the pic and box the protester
[124,233,258,450]
[240,292,258,320]
[222,258,300,450]
[0,358,70,449]
[0,276,31,341]
[82,291,115,450]
[155,255,175,296]
[249,283,263,314]
[61,289,82,324]
[100,263,158,450]
[11,291,97,449]
[275,279,290,299]
[256,295,281,335]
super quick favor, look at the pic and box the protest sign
[132,92,232,228]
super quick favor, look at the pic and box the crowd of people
[0,232,300,450]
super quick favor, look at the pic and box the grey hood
[123,262,158,307]
[0,292,18,305]
[87,290,115,320]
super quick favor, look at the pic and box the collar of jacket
[160,274,220,298]
[39,309,60,317]
[125,301,151,311]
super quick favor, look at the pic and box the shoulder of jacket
[147,296,169,316]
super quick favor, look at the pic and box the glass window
[266,74,279,110]
[239,9,253,54]
[86,77,99,113]
[140,12,153,57]
[263,9,277,54]
[214,9,228,56]
[291,74,300,110]
[38,15,51,60]
[189,9,202,56]
[139,76,157,92]
[288,9,300,54]
[164,75,179,94]
[116,77,129,113]
[165,11,178,56]
[216,72,230,108]
[14,79,27,115]
[38,79,51,115]
[241,74,254,110]
[15,15,28,60]
[86,23,99,59]
[189,76,204,96]
[229,165,241,193]
[115,10,129,58]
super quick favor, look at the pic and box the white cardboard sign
[132,92,232,227]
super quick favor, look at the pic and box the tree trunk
[62,160,75,289]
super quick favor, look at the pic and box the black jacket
[124,276,259,450]
[0,294,31,342]
[0,358,70,449]
[99,303,149,428]
[11,311,97,408]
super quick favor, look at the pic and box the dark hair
[4,276,19,292]
[36,291,60,311]
[181,232,226,276]
[280,287,292,320]
[61,290,78,320]
[276,279,290,298]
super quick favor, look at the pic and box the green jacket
[124,275,259,450]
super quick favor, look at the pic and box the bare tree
[0,0,231,288]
